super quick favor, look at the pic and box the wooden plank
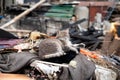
[0,0,46,29]
[108,38,120,56]
[3,29,31,33]
[31,60,69,68]
[101,32,114,55]
[0,73,32,80]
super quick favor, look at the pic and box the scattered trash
[0,0,119,80]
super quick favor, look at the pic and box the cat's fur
[38,29,79,59]
[56,29,79,53]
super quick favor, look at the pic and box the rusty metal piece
[78,1,114,6]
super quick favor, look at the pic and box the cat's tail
[43,51,67,59]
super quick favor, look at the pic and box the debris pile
[0,0,120,80]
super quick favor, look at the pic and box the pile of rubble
[0,19,120,80]
[0,1,120,80]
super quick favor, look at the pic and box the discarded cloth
[0,52,39,73]
[59,54,96,80]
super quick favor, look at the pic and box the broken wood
[31,60,69,68]
[0,0,46,29]
[3,29,31,33]
[0,73,32,80]
[108,38,120,56]
[101,32,114,55]
[101,22,120,56]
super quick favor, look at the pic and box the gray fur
[38,38,66,59]
[38,29,78,59]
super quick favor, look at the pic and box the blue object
[0,16,4,19]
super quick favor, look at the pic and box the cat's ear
[56,30,61,37]
[57,30,60,35]
[65,28,69,33]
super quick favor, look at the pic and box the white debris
[95,65,117,80]
[30,60,62,80]
[15,0,24,5]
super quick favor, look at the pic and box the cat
[38,29,79,59]
[56,29,79,53]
